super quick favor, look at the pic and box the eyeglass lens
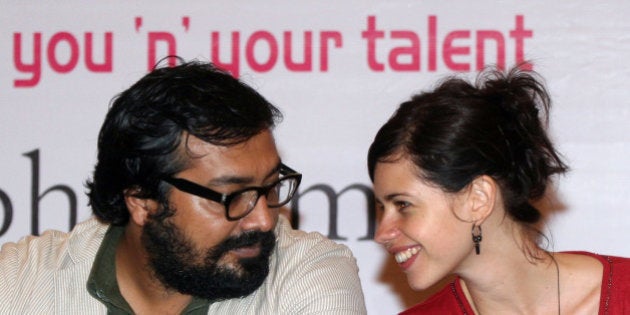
[228,176,298,218]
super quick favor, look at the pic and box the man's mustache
[212,230,276,255]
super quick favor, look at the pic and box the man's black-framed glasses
[162,163,302,221]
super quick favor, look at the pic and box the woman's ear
[467,175,497,225]
[124,188,158,226]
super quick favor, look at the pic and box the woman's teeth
[395,247,420,263]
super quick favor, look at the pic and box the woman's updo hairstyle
[367,66,568,225]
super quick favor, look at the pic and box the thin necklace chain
[457,253,562,315]
[551,254,561,315]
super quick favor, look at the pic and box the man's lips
[230,243,261,259]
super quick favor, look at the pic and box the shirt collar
[86,224,211,314]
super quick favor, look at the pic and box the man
[0,60,366,314]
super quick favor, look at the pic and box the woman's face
[373,157,474,290]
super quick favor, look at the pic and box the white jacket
[0,216,366,314]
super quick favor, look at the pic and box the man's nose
[239,195,276,232]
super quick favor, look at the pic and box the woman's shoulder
[563,250,630,273]
[560,251,630,288]
[399,279,471,315]
[563,251,630,313]
[565,250,629,262]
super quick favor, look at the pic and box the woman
[367,66,630,314]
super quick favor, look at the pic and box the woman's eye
[395,201,410,211]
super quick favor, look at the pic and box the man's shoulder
[274,215,354,260]
[212,216,366,313]
[0,218,109,312]
[0,217,108,269]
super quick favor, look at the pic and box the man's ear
[124,188,158,226]
[467,175,497,225]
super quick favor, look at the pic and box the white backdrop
[1,1,629,314]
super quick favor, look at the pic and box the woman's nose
[374,213,400,246]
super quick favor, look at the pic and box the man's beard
[141,209,276,301]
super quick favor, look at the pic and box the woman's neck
[460,252,559,314]
[456,216,560,314]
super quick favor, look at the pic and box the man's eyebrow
[264,162,282,180]
[208,161,282,186]
[209,175,253,186]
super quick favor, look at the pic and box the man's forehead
[178,130,281,182]
[183,133,225,155]
[181,130,276,155]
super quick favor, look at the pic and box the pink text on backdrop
[143,16,343,77]
[362,15,533,71]
[208,30,343,78]
[13,32,113,87]
[148,29,343,78]
[12,14,533,87]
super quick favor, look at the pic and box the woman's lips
[392,246,421,270]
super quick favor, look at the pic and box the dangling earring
[472,224,482,255]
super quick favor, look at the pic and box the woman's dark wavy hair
[368,66,568,226]
[86,59,282,225]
